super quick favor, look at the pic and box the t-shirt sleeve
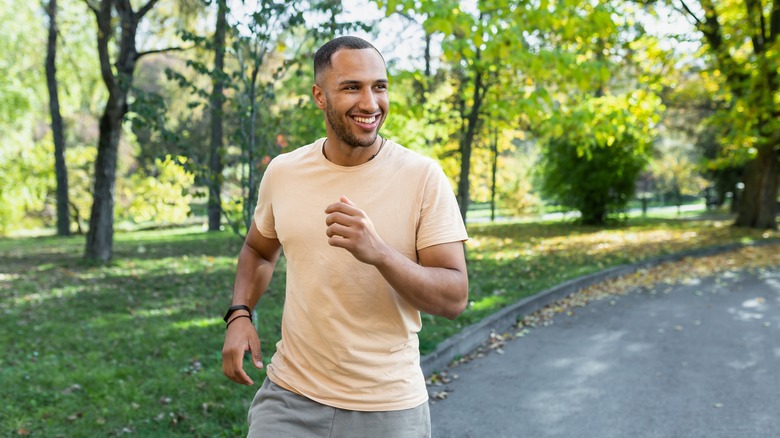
[253,161,278,239]
[416,162,468,250]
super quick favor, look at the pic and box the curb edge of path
[420,237,780,376]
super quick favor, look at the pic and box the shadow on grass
[2,255,285,436]
[0,230,244,274]
[2,216,777,435]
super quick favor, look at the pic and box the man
[221,36,468,437]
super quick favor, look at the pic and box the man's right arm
[221,221,282,386]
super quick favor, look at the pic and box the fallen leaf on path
[433,391,449,400]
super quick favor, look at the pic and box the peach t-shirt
[254,138,467,411]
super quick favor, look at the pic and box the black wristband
[226,314,252,329]
[223,304,252,323]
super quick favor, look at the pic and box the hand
[324,196,388,265]
[221,316,263,385]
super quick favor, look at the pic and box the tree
[0,0,48,234]
[665,0,779,228]
[221,2,309,236]
[539,91,663,225]
[207,0,227,231]
[45,0,71,236]
[376,2,522,220]
[222,1,364,235]
[376,0,634,221]
[697,123,744,211]
[82,0,180,263]
[160,1,358,238]
[1,0,107,236]
[654,57,744,211]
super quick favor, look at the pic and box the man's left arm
[325,196,468,320]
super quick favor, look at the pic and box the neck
[322,136,386,166]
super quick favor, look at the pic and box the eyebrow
[337,79,389,86]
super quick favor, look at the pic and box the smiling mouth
[353,115,377,124]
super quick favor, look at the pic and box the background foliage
[2,0,777,238]
[2,0,780,435]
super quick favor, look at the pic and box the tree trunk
[207,0,227,232]
[456,127,473,221]
[490,125,498,222]
[456,69,487,221]
[84,0,151,263]
[734,141,779,229]
[688,1,778,229]
[46,0,70,236]
[86,103,123,262]
[243,87,258,234]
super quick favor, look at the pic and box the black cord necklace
[368,137,387,161]
[322,136,387,162]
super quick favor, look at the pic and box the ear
[312,84,326,110]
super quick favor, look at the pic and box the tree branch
[394,11,416,22]
[135,45,193,61]
[136,0,160,20]
[114,0,132,17]
[81,0,98,14]
[759,0,768,41]
[95,0,117,93]
[677,0,704,27]
[698,0,723,49]
[746,0,766,54]
[770,0,780,39]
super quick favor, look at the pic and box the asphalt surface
[429,266,780,438]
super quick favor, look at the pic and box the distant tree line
[0,0,776,263]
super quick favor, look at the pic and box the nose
[358,88,379,113]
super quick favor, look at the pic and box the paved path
[429,267,780,438]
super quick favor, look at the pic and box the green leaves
[538,90,664,224]
[662,0,780,227]
[122,155,195,224]
[371,0,672,223]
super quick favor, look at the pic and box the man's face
[313,48,389,149]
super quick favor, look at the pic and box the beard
[325,100,379,148]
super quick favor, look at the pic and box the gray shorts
[247,379,431,438]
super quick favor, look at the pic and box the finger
[324,202,359,215]
[233,343,254,385]
[326,223,353,239]
[325,198,361,215]
[328,235,353,249]
[222,345,253,385]
[234,368,254,386]
[324,201,343,214]
[325,211,356,227]
[248,336,263,370]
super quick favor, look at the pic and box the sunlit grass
[1,215,778,436]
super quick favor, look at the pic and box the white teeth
[354,116,376,124]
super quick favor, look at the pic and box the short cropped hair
[313,36,385,84]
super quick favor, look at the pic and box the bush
[539,91,663,225]
[0,134,55,234]
[120,155,195,224]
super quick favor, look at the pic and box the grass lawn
[2,215,778,436]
